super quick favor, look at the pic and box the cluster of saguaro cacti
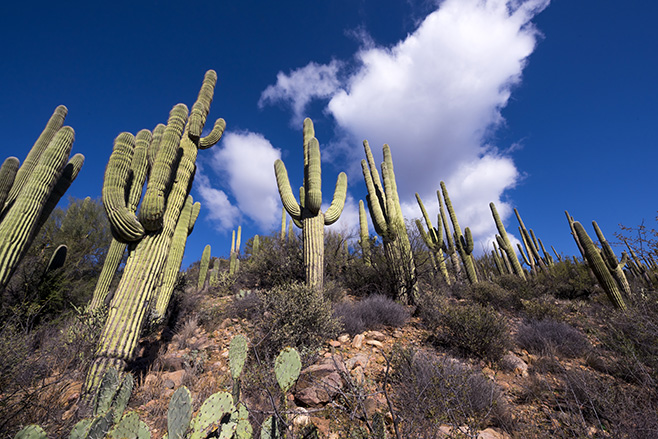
[198,244,212,290]
[361,141,417,303]
[274,118,347,290]
[229,226,241,276]
[514,208,551,273]
[17,337,303,439]
[415,193,451,285]
[571,220,626,310]
[84,70,225,398]
[489,202,526,280]
[0,106,84,290]
[439,182,478,284]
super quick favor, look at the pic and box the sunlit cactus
[415,192,451,284]
[440,181,477,284]
[274,118,347,290]
[84,70,225,398]
[358,200,371,266]
[573,221,626,310]
[0,106,84,289]
[362,141,418,303]
[592,221,631,297]
[229,226,241,276]
[489,202,526,280]
[198,244,211,290]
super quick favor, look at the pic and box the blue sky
[2,0,656,268]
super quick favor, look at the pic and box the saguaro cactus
[274,118,347,290]
[229,226,241,276]
[358,200,371,266]
[84,70,225,397]
[440,181,477,284]
[0,106,84,289]
[415,193,451,284]
[573,221,626,310]
[361,141,418,303]
[489,202,526,280]
[592,221,631,297]
[198,244,211,290]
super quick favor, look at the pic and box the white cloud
[259,60,343,126]
[260,0,549,247]
[196,131,282,232]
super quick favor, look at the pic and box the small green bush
[467,281,522,311]
[259,282,342,358]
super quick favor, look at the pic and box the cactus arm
[0,157,19,210]
[324,172,347,225]
[139,104,189,231]
[361,159,388,237]
[4,105,68,213]
[273,160,302,220]
[103,133,145,242]
[198,244,211,290]
[188,70,217,139]
[199,118,226,149]
[489,202,525,279]
[147,124,166,171]
[89,239,127,310]
[127,130,151,212]
[362,140,386,213]
[0,126,74,289]
[188,201,201,234]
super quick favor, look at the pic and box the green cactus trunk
[440,181,477,284]
[490,202,526,280]
[573,221,626,310]
[198,244,211,290]
[0,112,82,289]
[274,118,347,291]
[84,71,224,399]
[358,200,371,266]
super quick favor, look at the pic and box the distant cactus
[592,221,631,297]
[198,244,211,290]
[573,221,626,310]
[362,141,417,303]
[514,208,547,273]
[274,118,347,290]
[489,202,525,280]
[84,70,224,398]
[0,106,84,289]
[440,182,477,284]
[251,234,260,256]
[229,226,241,276]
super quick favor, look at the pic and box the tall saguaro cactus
[84,70,225,397]
[0,106,84,289]
[440,181,477,284]
[415,193,451,284]
[229,226,241,276]
[358,200,371,266]
[198,244,211,290]
[573,221,626,310]
[362,141,418,303]
[592,221,631,298]
[489,202,526,280]
[274,118,347,290]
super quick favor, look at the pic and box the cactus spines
[358,200,371,265]
[489,202,525,279]
[274,118,347,290]
[168,387,193,439]
[198,244,211,290]
[573,221,626,309]
[440,181,477,284]
[274,346,301,394]
[85,71,224,398]
[362,141,418,303]
[0,112,82,289]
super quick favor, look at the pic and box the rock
[351,366,365,385]
[478,428,509,439]
[365,339,384,348]
[156,352,186,371]
[338,334,350,344]
[162,370,186,388]
[295,358,346,407]
[352,334,365,349]
[346,353,369,370]
[500,352,528,377]
[367,330,386,341]
[328,340,341,348]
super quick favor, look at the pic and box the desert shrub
[258,282,342,358]
[333,295,410,335]
[391,348,511,436]
[427,299,511,362]
[517,319,590,358]
[494,274,535,299]
[465,281,522,311]
[534,259,596,300]
[520,295,564,321]
[240,233,304,289]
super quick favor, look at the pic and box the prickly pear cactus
[14,425,47,439]
[274,347,301,393]
[188,391,235,439]
[168,386,193,439]
[107,411,151,439]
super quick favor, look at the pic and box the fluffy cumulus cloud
[260,0,550,250]
[196,131,282,231]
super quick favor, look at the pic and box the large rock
[294,357,346,407]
